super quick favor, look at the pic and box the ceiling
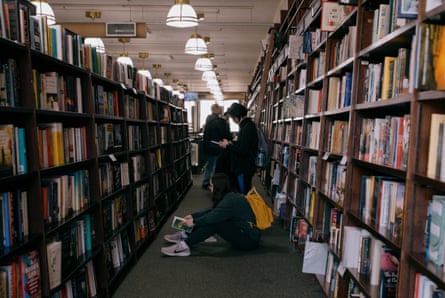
[49,0,286,97]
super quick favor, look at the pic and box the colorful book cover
[171,216,193,233]
[379,246,399,298]
[18,250,41,298]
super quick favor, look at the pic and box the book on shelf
[18,249,41,298]
[426,195,445,267]
[379,246,399,298]
[0,58,19,107]
[415,23,445,90]
[414,273,445,297]
[380,56,397,100]
[425,0,445,12]
[46,240,62,290]
[427,113,445,180]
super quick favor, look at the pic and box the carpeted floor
[113,174,324,298]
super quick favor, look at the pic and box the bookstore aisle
[114,174,324,298]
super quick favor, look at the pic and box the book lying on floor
[171,216,193,233]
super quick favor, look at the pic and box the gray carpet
[113,174,324,298]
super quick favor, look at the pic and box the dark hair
[227,103,247,120]
[211,173,232,207]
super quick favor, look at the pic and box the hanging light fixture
[202,70,217,82]
[152,64,164,86]
[166,0,198,28]
[137,52,152,78]
[184,32,207,55]
[163,72,173,91]
[194,54,213,71]
[31,0,56,25]
[116,38,133,66]
[84,11,105,53]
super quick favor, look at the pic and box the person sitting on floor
[161,173,261,257]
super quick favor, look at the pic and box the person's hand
[218,139,230,149]
[183,215,194,227]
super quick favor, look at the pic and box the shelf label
[340,155,347,165]
[109,154,117,162]
[132,88,137,95]
[322,152,330,160]
[120,83,127,90]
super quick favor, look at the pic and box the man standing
[202,104,231,190]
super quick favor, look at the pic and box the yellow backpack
[245,187,274,230]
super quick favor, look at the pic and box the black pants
[185,221,260,251]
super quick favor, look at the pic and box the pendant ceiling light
[166,0,198,28]
[194,54,213,71]
[202,70,217,82]
[184,33,207,55]
[31,0,56,25]
[137,52,152,79]
[116,38,133,66]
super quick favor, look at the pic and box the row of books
[103,195,128,240]
[133,184,149,215]
[302,186,316,223]
[323,206,343,252]
[49,213,96,282]
[104,231,132,277]
[0,249,41,298]
[96,123,123,155]
[32,70,83,113]
[359,176,405,238]
[311,51,326,81]
[426,194,445,268]
[130,154,146,183]
[41,170,90,226]
[93,84,120,116]
[49,261,97,298]
[414,273,445,297]
[128,125,143,152]
[281,94,305,119]
[98,162,129,198]
[0,58,19,107]
[342,226,399,295]
[427,113,445,181]
[358,115,410,170]
[307,155,317,187]
[326,72,352,110]
[1,190,28,247]
[124,94,141,120]
[327,120,348,154]
[0,124,27,177]
[38,123,88,168]
[330,26,356,68]
[306,120,320,149]
[321,161,346,206]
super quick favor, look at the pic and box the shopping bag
[302,240,329,275]
[245,187,274,230]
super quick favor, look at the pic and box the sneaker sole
[163,236,181,244]
[161,248,190,257]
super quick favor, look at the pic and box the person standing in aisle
[201,104,232,190]
[161,173,261,257]
[217,102,258,194]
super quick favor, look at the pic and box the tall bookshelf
[249,0,445,297]
[0,4,192,296]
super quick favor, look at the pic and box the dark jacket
[227,117,258,176]
[203,114,232,156]
[191,192,261,241]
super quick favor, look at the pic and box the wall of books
[0,1,192,296]
[248,0,445,297]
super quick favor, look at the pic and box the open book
[171,216,193,233]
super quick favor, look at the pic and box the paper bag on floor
[302,241,329,275]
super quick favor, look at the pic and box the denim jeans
[202,155,218,186]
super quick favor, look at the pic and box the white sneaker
[204,236,217,243]
[163,231,188,243]
[161,241,191,257]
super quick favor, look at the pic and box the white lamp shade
[138,69,152,79]
[166,1,198,28]
[202,71,217,81]
[117,55,133,67]
[194,57,213,71]
[207,80,219,88]
[153,78,164,86]
[32,0,56,25]
[85,38,106,53]
[184,34,207,55]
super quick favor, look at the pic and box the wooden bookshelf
[248,0,445,297]
[0,2,192,296]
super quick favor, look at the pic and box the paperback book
[171,216,193,233]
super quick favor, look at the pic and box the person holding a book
[161,173,261,257]
[216,103,258,194]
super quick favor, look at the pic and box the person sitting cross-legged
[161,173,261,257]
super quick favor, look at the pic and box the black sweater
[227,117,258,175]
